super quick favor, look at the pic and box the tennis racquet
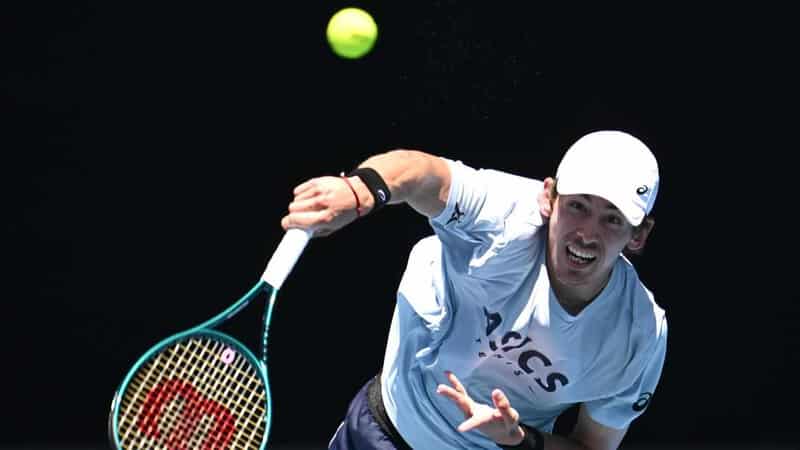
[108,228,312,450]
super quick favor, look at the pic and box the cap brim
[556,178,644,227]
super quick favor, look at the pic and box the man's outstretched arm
[281,149,450,235]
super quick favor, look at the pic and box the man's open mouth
[566,244,596,265]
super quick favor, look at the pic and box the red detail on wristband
[340,173,361,217]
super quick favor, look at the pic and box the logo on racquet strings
[138,378,236,448]
[220,347,236,365]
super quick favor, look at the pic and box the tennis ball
[326,7,378,59]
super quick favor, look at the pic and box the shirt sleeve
[584,316,668,430]
[429,159,544,287]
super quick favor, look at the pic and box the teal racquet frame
[109,228,311,450]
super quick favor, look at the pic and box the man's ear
[626,217,655,253]
[539,177,556,219]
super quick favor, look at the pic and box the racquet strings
[117,336,267,449]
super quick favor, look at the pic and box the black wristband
[498,424,544,450]
[347,167,391,214]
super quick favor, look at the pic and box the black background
[4,1,796,448]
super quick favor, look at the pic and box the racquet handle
[261,228,312,289]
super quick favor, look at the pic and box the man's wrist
[347,167,391,214]
[498,424,544,450]
[344,175,373,215]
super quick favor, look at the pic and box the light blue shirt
[381,159,667,449]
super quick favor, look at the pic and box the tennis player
[281,130,667,450]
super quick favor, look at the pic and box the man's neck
[548,269,612,316]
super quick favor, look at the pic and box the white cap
[555,130,659,226]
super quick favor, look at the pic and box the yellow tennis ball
[326,7,378,59]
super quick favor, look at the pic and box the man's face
[546,193,635,293]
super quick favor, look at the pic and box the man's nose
[575,224,600,245]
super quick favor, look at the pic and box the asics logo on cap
[636,186,649,195]
[377,189,387,202]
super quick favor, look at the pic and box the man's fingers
[436,384,472,416]
[492,389,513,417]
[280,210,328,231]
[457,414,495,433]
[293,187,318,202]
[438,373,524,440]
[293,178,321,196]
[288,197,326,213]
[440,372,475,418]
[492,389,519,431]
[446,371,468,395]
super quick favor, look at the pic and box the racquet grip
[261,228,312,289]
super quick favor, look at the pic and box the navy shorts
[328,375,410,450]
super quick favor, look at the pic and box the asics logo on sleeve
[446,203,464,225]
[636,186,649,195]
[632,392,652,411]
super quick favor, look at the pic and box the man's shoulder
[616,259,667,339]
[479,168,543,191]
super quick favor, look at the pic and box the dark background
[3,1,796,448]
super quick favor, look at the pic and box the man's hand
[280,175,362,237]
[436,371,525,446]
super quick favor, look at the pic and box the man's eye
[607,215,622,225]
[569,201,585,211]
